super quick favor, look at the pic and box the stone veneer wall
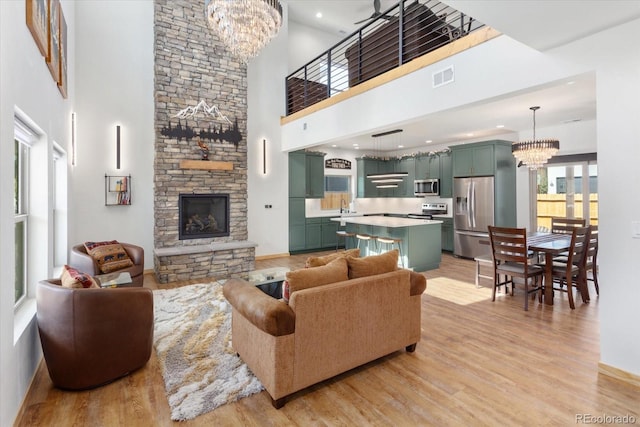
[153,0,254,283]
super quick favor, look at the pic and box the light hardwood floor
[15,252,639,426]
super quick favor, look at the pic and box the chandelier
[205,0,283,63]
[512,106,559,170]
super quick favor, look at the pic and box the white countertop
[330,215,442,228]
[432,214,453,218]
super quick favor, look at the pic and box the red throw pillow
[60,265,99,289]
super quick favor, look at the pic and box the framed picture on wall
[46,0,60,84]
[25,0,49,57]
[57,5,67,98]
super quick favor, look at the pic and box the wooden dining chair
[547,225,591,309]
[488,226,544,311]
[585,225,599,296]
[551,217,586,234]
[550,217,587,261]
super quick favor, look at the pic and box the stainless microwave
[414,179,439,197]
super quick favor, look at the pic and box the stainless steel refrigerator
[453,176,494,259]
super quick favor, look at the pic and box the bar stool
[376,236,404,268]
[473,254,493,288]
[356,234,377,256]
[335,230,356,251]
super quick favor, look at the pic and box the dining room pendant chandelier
[512,106,560,170]
[205,0,283,64]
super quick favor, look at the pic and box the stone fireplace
[152,0,256,284]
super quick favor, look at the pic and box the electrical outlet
[632,221,640,239]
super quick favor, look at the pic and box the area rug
[153,282,263,421]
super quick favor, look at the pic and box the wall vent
[432,65,455,88]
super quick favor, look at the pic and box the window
[321,175,351,210]
[14,138,30,306]
[534,155,598,230]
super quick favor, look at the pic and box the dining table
[527,232,572,306]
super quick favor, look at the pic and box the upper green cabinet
[357,157,414,198]
[439,152,452,197]
[451,144,495,177]
[415,155,440,180]
[289,150,325,198]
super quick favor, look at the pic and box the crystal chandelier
[205,0,283,64]
[512,106,560,170]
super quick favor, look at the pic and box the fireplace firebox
[179,193,229,240]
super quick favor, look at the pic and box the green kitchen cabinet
[440,217,454,252]
[439,152,452,197]
[358,157,414,198]
[321,217,338,248]
[415,154,440,180]
[305,218,322,250]
[288,197,306,251]
[357,158,380,198]
[289,151,306,198]
[396,157,415,197]
[305,153,325,198]
[289,151,325,199]
[452,144,495,177]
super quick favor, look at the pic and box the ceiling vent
[432,65,454,88]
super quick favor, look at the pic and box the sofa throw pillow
[305,248,360,268]
[347,249,399,279]
[60,265,99,289]
[285,258,349,301]
[84,240,133,274]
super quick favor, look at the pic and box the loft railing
[285,0,485,116]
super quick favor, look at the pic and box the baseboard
[255,252,290,261]
[143,269,155,275]
[598,362,640,388]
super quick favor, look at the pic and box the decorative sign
[325,158,352,170]
[160,118,242,151]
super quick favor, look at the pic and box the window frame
[14,136,31,308]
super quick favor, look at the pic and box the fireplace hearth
[179,193,229,240]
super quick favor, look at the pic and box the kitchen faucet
[340,198,348,214]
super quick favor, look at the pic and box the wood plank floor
[15,252,639,426]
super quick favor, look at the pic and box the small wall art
[46,0,60,84]
[57,4,67,98]
[26,0,49,57]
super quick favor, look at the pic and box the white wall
[288,20,343,74]
[71,2,154,267]
[247,6,290,257]
[0,1,75,424]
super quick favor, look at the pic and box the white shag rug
[153,282,263,421]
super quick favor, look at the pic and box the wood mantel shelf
[179,159,234,171]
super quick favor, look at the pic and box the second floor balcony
[284,0,491,119]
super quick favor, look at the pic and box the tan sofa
[223,250,426,407]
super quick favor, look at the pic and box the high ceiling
[286,0,640,152]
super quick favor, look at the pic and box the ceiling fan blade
[354,17,372,24]
[374,0,381,14]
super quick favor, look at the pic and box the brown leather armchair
[69,242,144,286]
[36,279,154,390]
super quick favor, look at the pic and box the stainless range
[407,203,447,219]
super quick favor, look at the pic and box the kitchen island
[331,215,442,271]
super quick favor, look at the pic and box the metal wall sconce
[116,125,121,169]
[263,139,267,174]
[71,112,76,166]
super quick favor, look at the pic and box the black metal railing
[285,0,485,116]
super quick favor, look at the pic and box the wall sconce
[71,112,76,166]
[116,125,121,170]
[263,139,267,174]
